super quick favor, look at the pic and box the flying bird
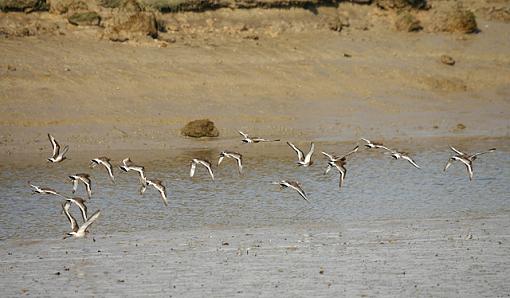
[444,146,496,180]
[190,159,214,180]
[239,131,280,144]
[145,179,169,206]
[360,138,390,151]
[47,133,69,163]
[69,173,92,199]
[90,157,115,183]
[29,183,65,198]
[119,163,147,186]
[322,146,359,189]
[271,180,310,202]
[62,204,100,239]
[322,145,359,163]
[287,142,315,167]
[388,150,421,169]
[218,151,243,174]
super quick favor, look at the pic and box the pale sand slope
[1,216,509,296]
[0,17,509,156]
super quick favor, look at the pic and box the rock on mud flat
[431,3,478,34]
[394,12,422,32]
[440,55,455,66]
[68,11,101,26]
[103,0,158,41]
[181,119,219,138]
[47,0,88,14]
[0,0,46,11]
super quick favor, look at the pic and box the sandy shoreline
[1,17,510,154]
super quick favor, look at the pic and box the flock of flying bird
[29,132,497,239]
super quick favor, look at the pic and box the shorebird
[287,142,314,167]
[90,157,115,183]
[69,173,92,199]
[444,146,496,180]
[218,151,243,174]
[145,179,169,206]
[388,150,420,169]
[119,163,147,185]
[62,202,100,239]
[239,131,280,144]
[29,183,65,198]
[322,145,359,189]
[272,180,310,202]
[47,133,69,163]
[190,159,214,180]
[360,138,390,151]
[322,145,359,163]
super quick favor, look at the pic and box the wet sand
[1,139,510,296]
[2,217,509,296]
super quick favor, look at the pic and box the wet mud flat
[1,215,509,297]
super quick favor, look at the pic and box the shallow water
[1,139,508,240]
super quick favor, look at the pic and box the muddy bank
[1,24,509,154]
[0,0,509,153]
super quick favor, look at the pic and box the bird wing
[458,158,474,180]
[450,146,466,156]
[82,179,92,198]
[321,151,336,161]
[360,138,371,144]
[403,156,420,169]
[303,143,315,164]
[131,167,146,183]
[156,184,168,206]
[62,202,78,232]
[341,145,359,159]
[238,131,249,138]
[71,178,78,193]
[466,162,474,181]
[289,183,310,202]
[444,158,454,172]
[122,157,132,166]
[324,164,332,175]
[103,160,115,182]
[139,183,147,195]
[338,168,346,189]
[77,210,100,234]
[69,198,88,222]
[58,145,69,159]
[202,161,215,180]
[218,155,224,166]
[48,133,60,158]
[235,155,243,174]
[29,183,41,193]
[470,148,496,158]
[190,161,197,177]
[378,145,392,152]
[287,142,304,161]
